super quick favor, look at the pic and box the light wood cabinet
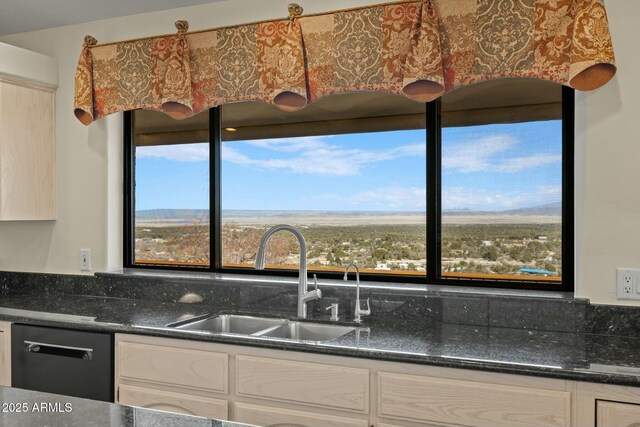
[0,78,56,221]
[115,334,577,427]
[234,402,368,427]
[0,43,56,221]
[597,400,640,427]
[0,322,11,386]
[378,371,570,427]
[119,384,228,420]
[116,335,230,418]
[115,335,369,425]
[114,333,640,427]
[236,355,369,413]
[118,340,228,393]
[576,382,640,427]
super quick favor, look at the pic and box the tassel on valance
[74,0,616,126]
[73,36,97,125]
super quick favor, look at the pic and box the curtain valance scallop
[73,0,616,126]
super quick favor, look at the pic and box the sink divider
[251,323,290,337]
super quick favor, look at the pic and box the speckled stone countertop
[1,293,640,387]
[0,386,253,427]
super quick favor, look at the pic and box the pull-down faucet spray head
[255,245,266,270]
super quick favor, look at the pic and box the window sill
[97,268,578,302]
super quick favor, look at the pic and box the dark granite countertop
[0,386,253,427]
[1,293,640,387]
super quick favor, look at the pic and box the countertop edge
[3,313,639,389]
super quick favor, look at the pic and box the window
[126,110,211,267]
[125,79,573,291]
[437,80,572,286]
[220,95,426,276]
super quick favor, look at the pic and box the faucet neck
[344,263,360,282]
[254,224,319,318]
[344,262,369,323]
[256,225,307,279]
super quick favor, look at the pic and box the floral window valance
[74,0,616,126]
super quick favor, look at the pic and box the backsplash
[0,270,638,337]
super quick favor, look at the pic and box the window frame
[123,87,575,292]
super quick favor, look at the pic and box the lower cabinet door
[118,384,228,420]
[234,402,368,427]
[0,323,13,387]
[0,331,5,386]
[597,400,640,427]
[378,372,570,427]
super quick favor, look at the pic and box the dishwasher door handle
[24,340,94,361]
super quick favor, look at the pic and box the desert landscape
[134,206,561,281]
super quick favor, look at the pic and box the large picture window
[438,80,568,285]
[125,79,573,291]
[220,95,427,276]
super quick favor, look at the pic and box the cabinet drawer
[234,402,368,427]
[119,384,228,419]
[597,400,640,427]
[378,372,570,427]
[118,341,227,393]
[236,355,369,413]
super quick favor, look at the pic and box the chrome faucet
[343,262,370,323]
[255,225,322,318]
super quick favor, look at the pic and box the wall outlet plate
[617,268,640,300]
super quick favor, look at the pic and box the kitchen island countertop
[0,385,254,427]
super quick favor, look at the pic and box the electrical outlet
[80,249,91,271]
[617,268,640,300]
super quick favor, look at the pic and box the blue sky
[135,120,562,212]
[441,121,562,211]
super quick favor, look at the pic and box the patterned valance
[74,0,616,126]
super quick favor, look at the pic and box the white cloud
[534,185,562,198]
[136,143,209,162]
[220,145,252,165]
[351,187,426,210]
[314,187,426,210]
[442,135,561,173]
[442,185,561,211]
[222,136,425,176]
[244,136,329,152]
[314,184,559,211]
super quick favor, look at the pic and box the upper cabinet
[0,43,56,221]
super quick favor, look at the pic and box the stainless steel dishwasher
[11,324,113,402]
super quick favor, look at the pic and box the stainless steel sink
[174,314,287,334]
[255,322,355,342]
[171,314,355,343]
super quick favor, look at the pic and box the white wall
[573,1,640,305]
[0,0,638,305]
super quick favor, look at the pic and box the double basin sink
[171,314,355,343]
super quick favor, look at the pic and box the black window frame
[123,87,575,292]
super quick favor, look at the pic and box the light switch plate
[80,249,91,271]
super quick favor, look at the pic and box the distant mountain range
[221,210,425,218]
[136,203,561,221]
[136,209,210,221]
[443,202,562,217]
